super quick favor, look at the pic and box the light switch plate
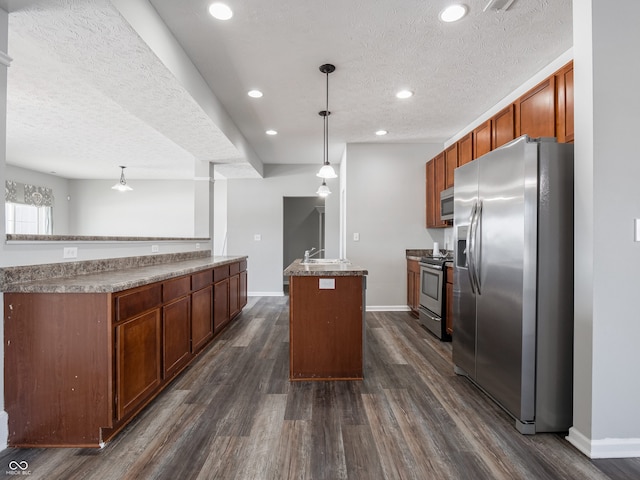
[635,219,640,242]
[151,245,159,253]
[63,247,78,259]
[319,278,335,289]
[254,234,261,241]
[353,232,360,241]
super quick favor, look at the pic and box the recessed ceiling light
[248,90,263,98]
[209,3,233,20]
[396,90,414,99]
[440,4,468,23]
[266,130,278,135]
[376,130,388,136]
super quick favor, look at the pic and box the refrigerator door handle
[474,201,483,295]
[466,202,478,294]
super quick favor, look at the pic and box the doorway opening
[283,196,326,293]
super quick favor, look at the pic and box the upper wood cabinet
[473,120,492,159]
[493,104,516,149]
[516,76,557,139]
[444,143,458,189]
[458,132,473,167]
[426,153,448,228]
[556,61,574,143]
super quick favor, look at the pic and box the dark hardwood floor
[1,296,638,479]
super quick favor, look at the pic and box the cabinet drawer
[192,269,213,291]
[163,276,191,303]
[214,265,230,282]
[116,284,162,322]
[230,262,240,276]
[239,259,247,272]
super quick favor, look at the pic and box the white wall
[566,0,640,458]
[227,164,340,296]
[213,178,228,255]
[344,143,443,309]
[5,165,71,234]
[69,179,195,237]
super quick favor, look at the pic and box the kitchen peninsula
[284,259,367,381]
[2,253,247,448]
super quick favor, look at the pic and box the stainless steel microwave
[440,187,454,221]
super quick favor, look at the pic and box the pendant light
[316,179,331,197]
[112,166,133,191]
[317,63,337,180]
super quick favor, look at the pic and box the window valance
[5,180,55,207]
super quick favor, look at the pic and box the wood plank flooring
[0,296,638,479]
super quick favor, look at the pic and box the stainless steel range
[418,255,451,341]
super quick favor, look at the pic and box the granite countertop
[2,255,247,294]
[284,259,367,277]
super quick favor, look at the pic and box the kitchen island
[284,259,367,381]
[2,254,247,448]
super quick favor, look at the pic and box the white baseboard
[248,291,284,297]
[566,427,640,458]
[366,305,412,312]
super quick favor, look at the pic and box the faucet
[303,247,324,262]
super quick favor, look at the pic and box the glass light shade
[316,164,337,179]
[316,182,331,197]
[112,182,133,192]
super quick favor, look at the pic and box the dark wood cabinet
[516,76,557,139]
[457,132,473,167]
[162,295,192,379]
[426,153,448,228]
[407,259,420,317]
[214,277,230,332]
[116,309,162,421]
[493,104,516,149]
[473,120,492,159]
[191,285,213,353]
[446,266,454,336]
[556,61,574,143]
[444,143,458,189]
[4,258,248,447]
[229,273,240,319]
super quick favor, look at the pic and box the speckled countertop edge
[284,259,367,277]
[2,255,247,294]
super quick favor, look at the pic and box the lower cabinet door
[239,270,248,309]
[115,309,162,420]
[229,274,240,318]
[214,278,229,332]
[191,286,213,353]
[163,296,192,379]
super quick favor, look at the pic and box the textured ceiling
[3,0,573,180]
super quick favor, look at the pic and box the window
[5,180,55,235]
[5,202,53,235]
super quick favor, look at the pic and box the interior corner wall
[226,164,340,295]
[568,0,640,458]
[344,143,443,309]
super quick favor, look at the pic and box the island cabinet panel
[289,275,364,380]
[229,273,240,319]
[4,292,112,448]
[162,295,192,380]
[115,309,162,421]
[214,277,230,332]
[4,258,248,447]
[191,285,214,353]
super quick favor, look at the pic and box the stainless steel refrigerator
[453,135,574,434]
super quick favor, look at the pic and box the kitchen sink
[300,258,350,265]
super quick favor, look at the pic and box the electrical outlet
[254,234,261,241]
[63,247,78,259]
[635,219,640,242]
[196,243,200,249]
[353,233,360,241]
[151,245,159,253]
